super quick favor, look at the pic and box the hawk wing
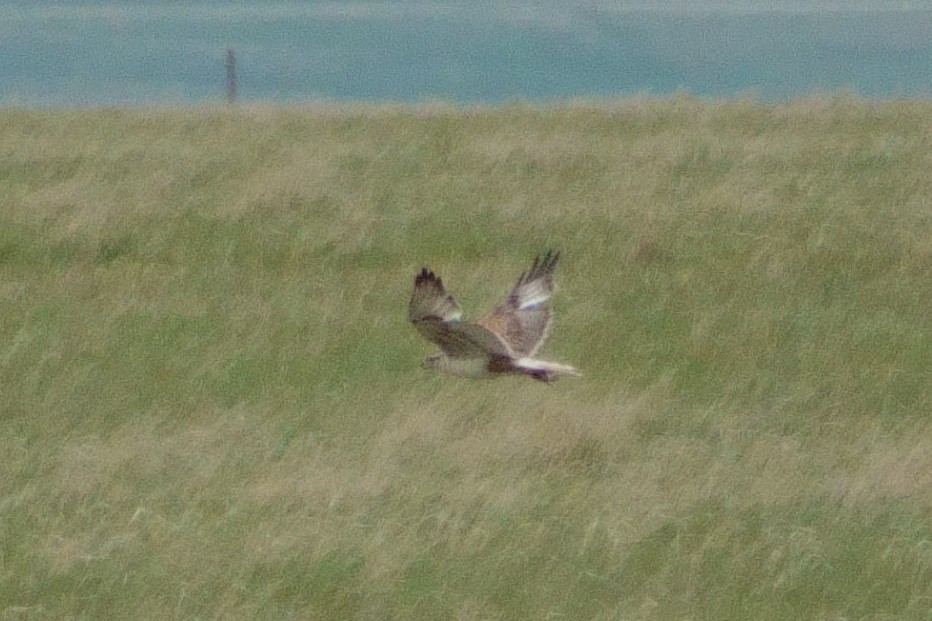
[409,268,513,358]
[476,250,559,357]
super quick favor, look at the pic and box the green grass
[1,95,931,620]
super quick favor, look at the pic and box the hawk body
[409,251,579,382]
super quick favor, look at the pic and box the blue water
[2,3,931,107]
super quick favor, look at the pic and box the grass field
[1,96,931,620]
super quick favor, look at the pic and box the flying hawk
[408,250,579,382]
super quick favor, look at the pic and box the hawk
[408,250,580,382]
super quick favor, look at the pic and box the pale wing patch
[519,290,551,310]
[477,250,559,357]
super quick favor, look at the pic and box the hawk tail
[514,357,581,383]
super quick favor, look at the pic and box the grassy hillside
[1,96,931,620]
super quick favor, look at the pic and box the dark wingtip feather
[415,267,445,294]
[514,250,561,287]
[536,249,560,277]
[543,249,560,273]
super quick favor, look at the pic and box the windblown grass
[1,96,931,620]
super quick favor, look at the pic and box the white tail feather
[515,357,581,378]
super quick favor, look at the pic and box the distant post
[225,48,237,104]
